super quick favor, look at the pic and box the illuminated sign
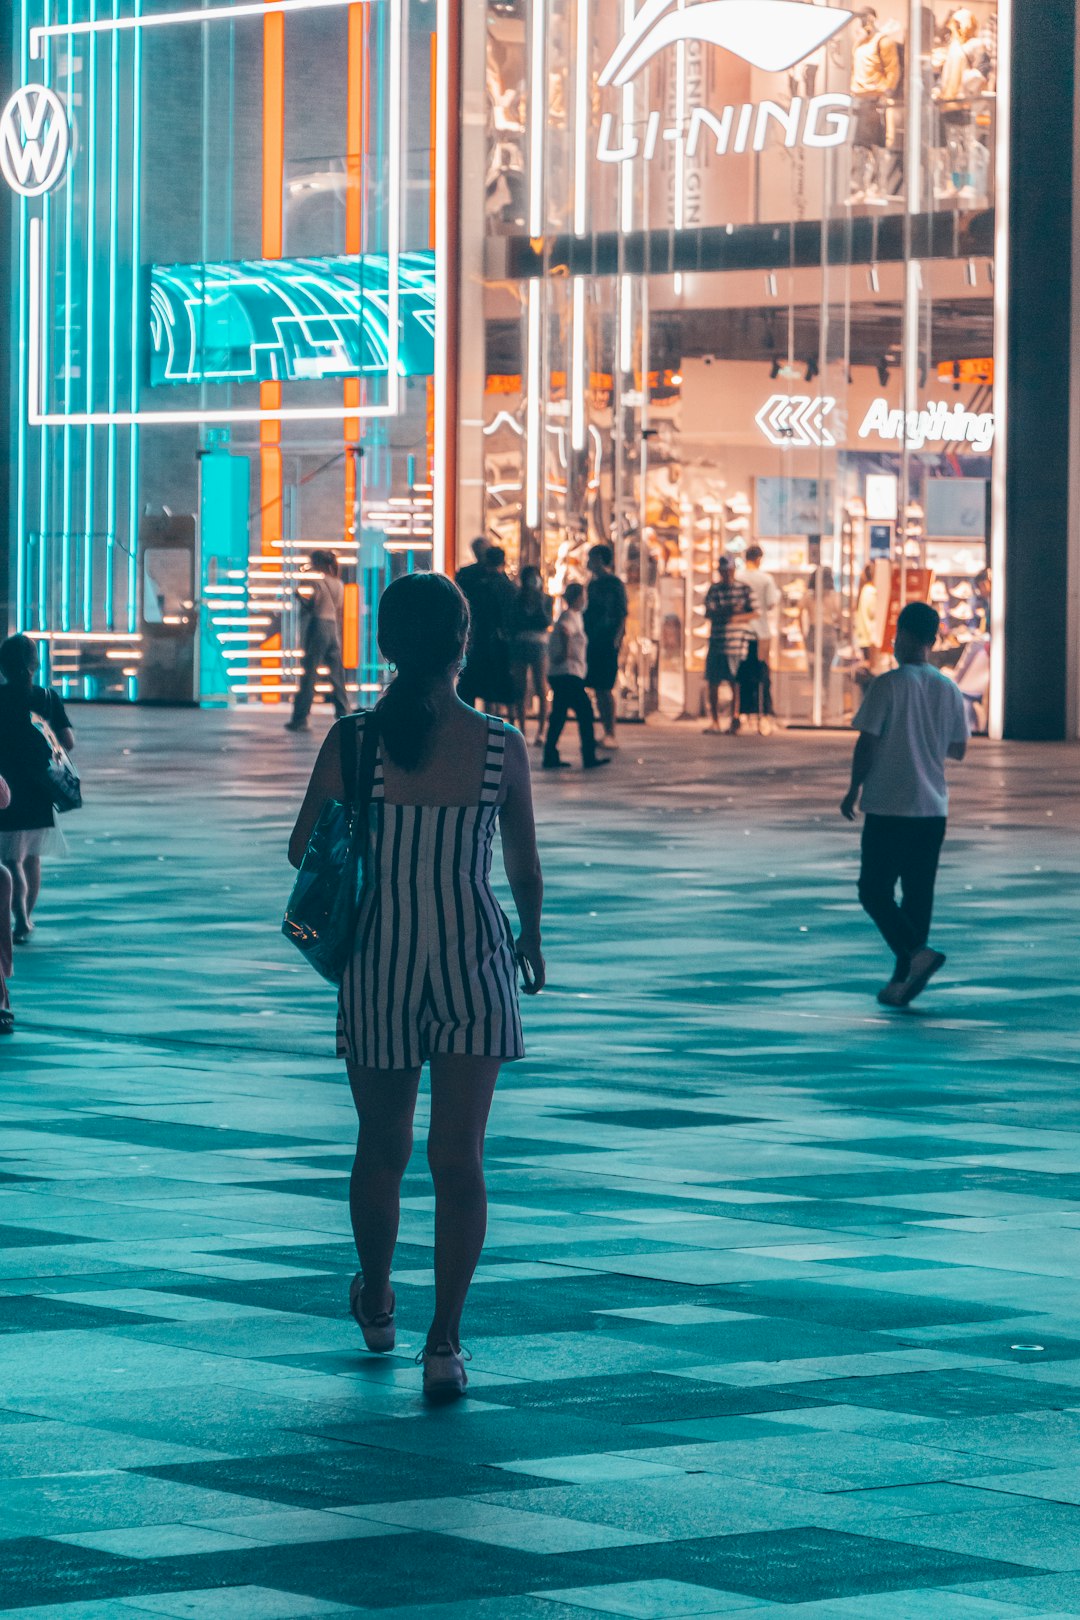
[149,253,436,388]
[756,393,838,448]
[0,85,70,197]
[600,0,854,83]
[597,0,855,168]
[860,399,996,453]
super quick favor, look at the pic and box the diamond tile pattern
[2,709,1078,1614]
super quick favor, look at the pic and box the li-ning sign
[0,85,70,197]
[597,0,856,167]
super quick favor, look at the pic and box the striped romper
[337,713,526,1071]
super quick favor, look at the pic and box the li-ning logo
[0,85,70,197]
[600,0,855,85]
[597,0,857,169]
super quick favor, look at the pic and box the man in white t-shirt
[737,545,781,734]
[841,601,969,1007]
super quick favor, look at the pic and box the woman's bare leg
[426,1054,501,1350]
[346,1062,422,1316]
[0,866,12,1008]
[7,862,29,936]
[24,857,42,918]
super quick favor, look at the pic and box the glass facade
[6,0,441,706]
[480,0,999,728]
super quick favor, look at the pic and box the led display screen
[148,252,436,387]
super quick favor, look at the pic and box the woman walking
[289,573,545,1400]
[0,635,75,944]
[509,565,553,743]
[0,776,12,1034]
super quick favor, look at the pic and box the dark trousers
[858,814,947,979]
[738,638,773,717]
[292,618,350,724]
[545,675,597,765]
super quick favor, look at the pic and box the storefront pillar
[994,0,1078,740]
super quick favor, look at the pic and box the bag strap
[339,715,359,808]
[339,711,380,812]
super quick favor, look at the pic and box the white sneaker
[419,1342,469,1401]
[900,948,947,1006]
[349,1274,396,1353]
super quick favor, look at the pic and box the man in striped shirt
[703,555,753,735]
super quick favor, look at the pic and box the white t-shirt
[738,568,780,642]
[854,663,969,818]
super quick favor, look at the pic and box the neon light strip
[105,0,120,624]
[15,0,29,628]
[527,0,545,238]
[37,0,52,635]
[573,0,589,236]
[432,0,450,571]
[127,0,142,639]
[570,277,585,452]
[27,0,403,428]
[29,0,373,56]
[989,0,1010,742]
[525,282,541,529]
[83,0,98,629]
[61,0,74,632]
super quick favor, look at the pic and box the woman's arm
[0,776,9,811]
[498,727,545,993]
[288,723,346,868]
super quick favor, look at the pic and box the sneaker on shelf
[900,948,947,1006]
[418,1342,469,1401]
[877,981,907,1008]
[349,1274,396,1353]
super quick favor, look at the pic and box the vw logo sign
[0,85,70,197]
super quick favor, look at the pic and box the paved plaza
[4,707,1080,1618]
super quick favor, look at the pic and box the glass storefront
[480,0,999,728]
[6,0,442,706]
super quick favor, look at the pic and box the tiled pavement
[4,707,1080,1618]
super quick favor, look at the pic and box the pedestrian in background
[584,544,628,751]
[841,601,969,1008]
[455,535,490,609]
[286,549,351,731]
[0,634,75,945]
[289,572,545,1400]
[509,565,553,745]
[543,583,609,772]
[0,775,11,1034]
[737,544,780,734]
[703,555,753,735]
[458,545,516,712]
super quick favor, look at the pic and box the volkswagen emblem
[0,85,70,197]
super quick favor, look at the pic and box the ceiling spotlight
[876,358,890,388]
[670,372,683,387]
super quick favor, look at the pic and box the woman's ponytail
[375,573,470,771]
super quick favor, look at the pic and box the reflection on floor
[4,708,1080,1618]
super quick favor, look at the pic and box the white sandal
[349,1274,396,1353]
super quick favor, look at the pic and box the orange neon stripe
[261,6,286,699]
[342,582,360,668]
[344,3,364,448]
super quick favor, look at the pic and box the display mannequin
[848,8,903,206]
[934,8,993,203]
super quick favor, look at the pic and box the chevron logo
[599,0,855,87]
[755,393,838,448]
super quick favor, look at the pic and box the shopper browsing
[543,584,609,772]
[286,550,351,731]
[737,544,781,733]
[841,601,969,1008]
[0,634,76,945]
[703,554,753,735]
